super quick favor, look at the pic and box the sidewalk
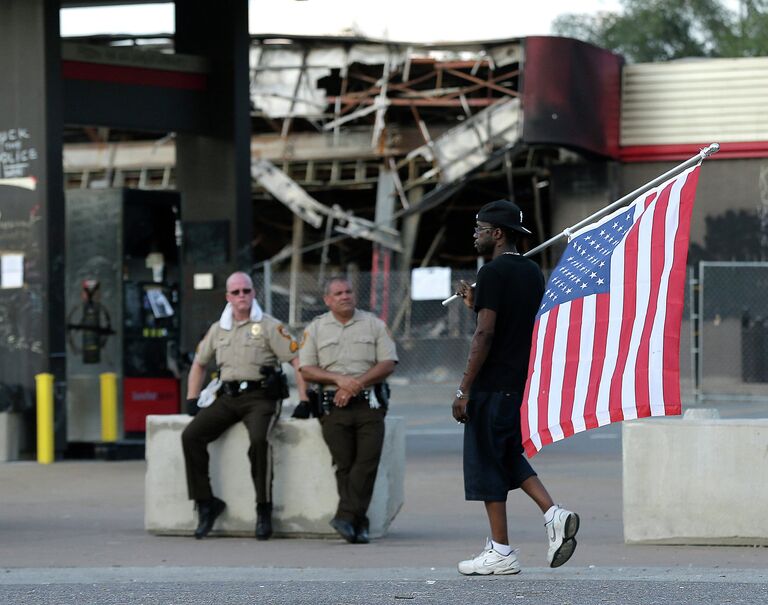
[1,387,766,603]
[1,443,766,570]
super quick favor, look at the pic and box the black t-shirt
[472,254,545,394]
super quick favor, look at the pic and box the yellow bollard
[35,373,54,464]
[100,372,118,443]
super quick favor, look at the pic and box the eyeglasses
[228,288,253,296]
[474,225,496,234]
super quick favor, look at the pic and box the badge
[251,324,262,337]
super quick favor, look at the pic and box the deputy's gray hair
[323,275,351,296]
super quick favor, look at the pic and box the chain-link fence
[251,263,768,408]
[698,262,768,402]
[252,267,705,398]
[253,269,479,384]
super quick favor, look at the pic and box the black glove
[291,400,312,419]
[186,398,200,416]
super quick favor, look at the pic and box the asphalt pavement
[1,384,766,604]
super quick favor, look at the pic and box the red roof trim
[62,60,207,91]
[620,142,768,162]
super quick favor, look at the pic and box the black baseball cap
[476,199,532,235]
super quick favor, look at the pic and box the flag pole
[442,143,720,306]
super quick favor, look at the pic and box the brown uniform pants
[320,399,385,530]
[181,391,278,504]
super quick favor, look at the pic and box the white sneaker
[458,539,521,575]
[545,506,580,568]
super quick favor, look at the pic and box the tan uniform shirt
[195,313,297,381]
[299,308,398,375]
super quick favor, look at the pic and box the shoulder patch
[278,324,303,353]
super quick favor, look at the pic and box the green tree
[552,0,768,62]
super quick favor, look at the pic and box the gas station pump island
[0,1,253,458]
[65,190,181,443]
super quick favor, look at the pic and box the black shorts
[463,390,537,501]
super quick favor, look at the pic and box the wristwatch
[455,388,468,400]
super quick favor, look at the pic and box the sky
[60,0,624,42]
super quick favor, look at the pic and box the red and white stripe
[521,164,701,456]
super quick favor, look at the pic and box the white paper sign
[1,254,24,289]
[145,288,175,318]
[193,273,214,290]
[411,267,452,301]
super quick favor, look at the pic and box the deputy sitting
[182,271,305,540]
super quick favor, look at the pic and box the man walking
[453,199,580,575]
[299,276,397,544]
[182,271,304,540]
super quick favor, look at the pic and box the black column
[0,0,65,446]
[175,0,253,351]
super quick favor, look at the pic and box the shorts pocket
[491,392,521,426]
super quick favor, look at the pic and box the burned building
[61,34,623,277]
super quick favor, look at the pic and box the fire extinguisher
[66,279,114,364]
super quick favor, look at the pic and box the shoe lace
[468,540,493,560]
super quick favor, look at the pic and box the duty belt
[221,380,265,397]
[320,389,370,412]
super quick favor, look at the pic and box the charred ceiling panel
[521,36,622,159]
[251,158,401,252]
[251,158,326,228]
[249,48,330,118]
[249,43,407,120]
[431,97,521,183]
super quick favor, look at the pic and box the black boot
[256,502,273,540]
[194,497,226,539]
[329,517,357,543]
[355,521,370,545]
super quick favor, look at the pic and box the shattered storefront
[243,34,622,276]
[62,34,623,277]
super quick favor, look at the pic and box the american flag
[521,163,702,457]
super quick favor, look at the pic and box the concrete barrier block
[0,412,21,462]
[145,414,405,538]
[622,415,768,545]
